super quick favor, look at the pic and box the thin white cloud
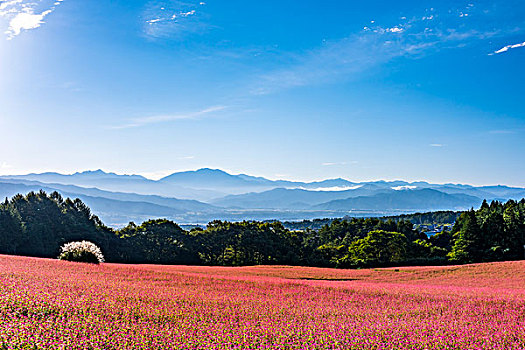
[0,0,64,39]
[142,1,206,40]
[301,185,363,192]
[6,9,52,38]
[252,4,522,94]
[430,143,444,147]
[0,0,22,11]
[0,162,13,169]
[386,27,404,33]
[180,10,195,17]
[109,105,227,129]
[322,161,357,166]
[392,185,417,190]
[491,41,525,55]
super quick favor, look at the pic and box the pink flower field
[1,255,524,349]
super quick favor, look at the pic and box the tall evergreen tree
[448,210,483,263]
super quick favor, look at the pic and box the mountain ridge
[1,169,524,226]
[312,189,482,211]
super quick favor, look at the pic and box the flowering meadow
[0,255,524,349]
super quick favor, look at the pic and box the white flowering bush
[58,241,105,264]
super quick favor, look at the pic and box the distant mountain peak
[161,168,231,179]
[27,171,61,176]
[68,169,147,180]
[196,168,231,175]
[75,169,107,175]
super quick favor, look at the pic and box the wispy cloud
[0,0,23,12]
[0,161,13,169]
[142,0,207,40]
[322,161,357,166]
[109,105,227,129]
[490,41,525,55]
[429,143,444,147]
[0,0,64,39]
[252,4,523,94]
[301,185,363,192]
[392,185,418,191]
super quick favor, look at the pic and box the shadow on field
[291,277,358,281]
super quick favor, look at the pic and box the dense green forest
[280,211,462,231]
[0,191,523,267]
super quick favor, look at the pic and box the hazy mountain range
[1,169,524,227]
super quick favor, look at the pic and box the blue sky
[0,0,524,186]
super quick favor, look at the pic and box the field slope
[1,255,524,349]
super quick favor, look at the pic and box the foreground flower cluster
[58,240,105,264]
[0,255,524,349]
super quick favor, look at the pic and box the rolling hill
[1,169,524,225]
[312,188,482,211]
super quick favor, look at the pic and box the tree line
[0,191,523,267]
[279,211,461,231]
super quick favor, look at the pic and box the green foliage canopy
[0,191,523,268]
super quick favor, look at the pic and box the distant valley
[1,169,524,227]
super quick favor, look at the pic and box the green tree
[118,219,197,264]
[448,210,483,263]
[0,201,25,254]
[345,230,408,267]
[502,202,525,260]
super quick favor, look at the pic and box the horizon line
[0,167,523,189]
